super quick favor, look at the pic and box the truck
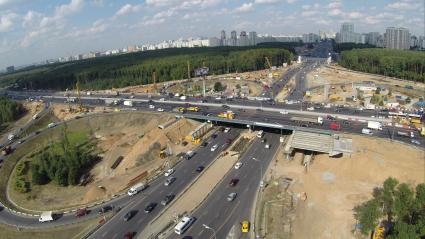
[362,128,373,135]
[39,211,54,222]
[127,182,147,196]
[367,121,383,130]
[123,100,133,107]
[421,127,425,136]
[290,116,323,125]
[257,130,264,138]
[330,122,341,130]
[218,111,235,119]
[186,107,199,112]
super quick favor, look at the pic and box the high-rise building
[337,22,362,43]
[239,31,249,46]
[302,33,320,43]
[220,30,226,46]
[365,32,381,46]
[230,30,237,46]
[385,27,410,50]
[6,66,14,73]
[249,31,257,46]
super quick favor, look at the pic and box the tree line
[332,42,376,53]
[30,126,98,187]
[354,177,425,238]
[0,46,293,90]
[338,48,425,82]
[0,97,24,125]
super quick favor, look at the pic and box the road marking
[102,231,108,237]
[198,229,205,236]
[211,200,241,239]
[112,233,118,239]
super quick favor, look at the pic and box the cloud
[55,0,84,18]
[286,0,297,3]
[22,10,43,28]
[254,0,280,3]
[386,0,420,10]
[115,3,143,17]
[328,1,341,9]
[328,8,343,16]
[234,2,253,13]
[301,10,317,17]
[0,12,18,32]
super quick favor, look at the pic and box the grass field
[0,217,99,239]
[22,111,60,137]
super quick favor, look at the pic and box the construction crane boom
[265,57,272,69]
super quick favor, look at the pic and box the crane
[265,57,272,69]
[187,61,191,81]
[152,69,157,93]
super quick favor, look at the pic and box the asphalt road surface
[167,133,281,239]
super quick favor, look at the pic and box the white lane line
[198,229,205,236]
[102,231,108,237]
[112,233,118,239]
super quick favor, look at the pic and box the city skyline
[0,0,423,69]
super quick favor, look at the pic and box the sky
[0,0,423,69]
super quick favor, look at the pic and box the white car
[280,110,289,115]
[306,107,314,111]
[157,108,164,112]
[211,144,218,151]
[159,98,165,101]
[164,168,174,177]
[149,105,155,109]
[411,139,421,145]
[234,162,243,169]
[224,127,231,133]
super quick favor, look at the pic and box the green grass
[0,217,100,239]
[22,111,60,137]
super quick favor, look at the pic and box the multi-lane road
[166,133,281,239]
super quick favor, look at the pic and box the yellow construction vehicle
[420,127,425,136]
[159,148,167,159]
[178,107,186,113]
[218,111,235,119]
[373,226,385,239]
[187,107,199,112]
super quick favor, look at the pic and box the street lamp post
[202,224,217,239]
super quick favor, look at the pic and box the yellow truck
[421,127,425,136]
[187,107,199,112]
[218,111,235,119]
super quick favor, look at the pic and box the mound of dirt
[83,185,108,203]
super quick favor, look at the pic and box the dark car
[196,166,205,172]
[144,203,157,213]
[222,105,230,109]
[182,141,188,146]
[211,134,218,139]
[200,141,208,147]
[182,236,193,239]
[342,120,350,126]
[98,205,113,214]
[225,139,233,144]
[229,179,239,187]
[161,194,175,206]
[123,210,137,221]
[124,232,135,239]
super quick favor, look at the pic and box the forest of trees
[354,177,425,238]
[0,46,293,90]
[0,97,24,125]
[332,42,376,53]
[339,48,425,82]
[29,127,98,187]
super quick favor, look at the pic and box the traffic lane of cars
[88,129,242,239]
[168,134,280,239]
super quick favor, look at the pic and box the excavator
[218,111,235,119]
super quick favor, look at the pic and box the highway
[167,133,281,239]
[87,128,241,238]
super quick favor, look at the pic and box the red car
[124,232,135,239]
[229,179,239,187]
[225,139,233,144]
[75,208,88,217]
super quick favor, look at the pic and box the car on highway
[265,144,270,149]
[211,134,218,139]
[210,144,218,151]
[241,220,250,233]
[224,127,231,133]
[200,141,208,147]
[411,139,421,145]
[229,179,239,187]
[124,232,135,239]
[123,210,137,221]
[75,208,88,217]
[196,166,205,172]
[98,205,112,214]
[164,176,176,186]
[306,107,314,111]
[164,168,175,177]
[227,192,237,202]
[234,162,242,169]
[157,108,164,112]
[144,202,157,213]
[280,110,289,115]
[161,194,175,206]
[149,105,155,109]
[225,138,233,144]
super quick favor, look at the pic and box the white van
[174,216,195,235]
[39,211,54,222]
[257,130,264,138]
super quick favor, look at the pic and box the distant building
[230,30,237,46]
[337,22,362,43]
[302,33,320,43]
[365,32,381,46]
[6,66,14,73]
[249,31,257,46]
[220,30,226,46]
[238,31,249,46]
[385,27,410,50]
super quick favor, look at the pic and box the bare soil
[9,111,201,211]
[268,135,424,239]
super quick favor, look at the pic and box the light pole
[203,224,217,239]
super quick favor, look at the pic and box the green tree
[214,82,225,92]
[354,199,381,235]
